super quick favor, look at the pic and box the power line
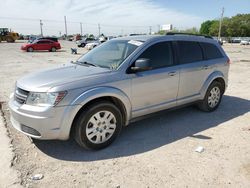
[0,16,152,28]
[0,16,159,35]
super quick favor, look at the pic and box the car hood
[21,43,30,47]
[17,63,111,92]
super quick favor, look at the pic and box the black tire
[197,81,223,112]
[80,43,86,48]
[6,37,14,43]
[51,47,56,52]
[27,47,34,52]
[73,101,123,150]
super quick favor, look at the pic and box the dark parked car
[21,39,61,52]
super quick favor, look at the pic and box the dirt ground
[0,41,249,188]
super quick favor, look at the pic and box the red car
[21,39,61,52]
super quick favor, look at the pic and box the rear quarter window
[200,42,223,60]
[177,41,203,64]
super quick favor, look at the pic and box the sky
[0,0,249,36]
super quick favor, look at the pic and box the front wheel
[73,101,123,150]
[197,81,223,112]
[27,47,34,52]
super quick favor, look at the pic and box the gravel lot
[0,41,250,188]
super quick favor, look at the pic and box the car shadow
[33,95,250,161]
[23,50,67,53]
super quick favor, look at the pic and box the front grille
[14,87,29,104]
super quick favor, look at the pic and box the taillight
[227,59,231,64]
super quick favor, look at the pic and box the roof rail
[166,32,213,39]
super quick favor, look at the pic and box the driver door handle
[202,65,210,70]
[168,71,177,76]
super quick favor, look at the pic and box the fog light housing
[21,124,41,136]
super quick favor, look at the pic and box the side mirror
[130,58,152,72]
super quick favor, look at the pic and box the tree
[227,14,250,37]
[200,14,250,37]
[156,30,167,35]
[156,27,199,35]
[200,20,214,35]
[181,27,199,34]
[208,20,219,36]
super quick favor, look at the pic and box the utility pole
[98,23,101,36]
[149,26,152,35]
[80,22,83,36]
[158,25,161,32]
[40,19,43,37]
[218,7,224,40]
[64,16,68,37]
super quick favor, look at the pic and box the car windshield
[76,39,143,69]
[32,39,39,44]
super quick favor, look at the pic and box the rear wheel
[197,81,223,112]
[73,101,123,150]
[27,47,34,52]
[51,47,56,52]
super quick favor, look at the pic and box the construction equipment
[0,28,19,42]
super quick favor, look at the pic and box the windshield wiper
[75,61,99,67]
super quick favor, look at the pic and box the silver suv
[9,34,230,150]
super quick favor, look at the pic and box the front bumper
[8,95,79,140]
[21,46,26,50]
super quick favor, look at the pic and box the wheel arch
[200,71,226,99]
[59,87,132,140]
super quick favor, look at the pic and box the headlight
[26,91,67,107]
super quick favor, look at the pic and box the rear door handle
[168,71,177,76]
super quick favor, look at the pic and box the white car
[240,40,249,45]
[86,41,100,50]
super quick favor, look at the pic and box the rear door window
[200,42,223,60]
[177,41,203,64]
